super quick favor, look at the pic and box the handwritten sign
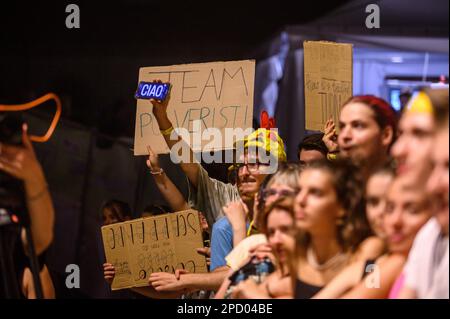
[101,210,208,290]
[134,60,255,155]
[304,41,353,131]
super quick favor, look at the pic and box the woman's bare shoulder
[377,253,406,268]
[353,236,386,261]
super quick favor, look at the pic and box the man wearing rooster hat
[146,85,287,294]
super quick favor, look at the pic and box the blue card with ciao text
[135,82,170,101]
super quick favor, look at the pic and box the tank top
[294,278,323,299]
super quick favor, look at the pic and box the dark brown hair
[297,159,372,253]
[368,160,396,181]
[297,133,328,159]
[101,199,132,223]
[261,196,295,235]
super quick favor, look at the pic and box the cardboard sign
[304,41,353,131]
[101,210,207,290]
[134,60,255,155]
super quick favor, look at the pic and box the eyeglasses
[262,188,298,199]
[234,162,271,174]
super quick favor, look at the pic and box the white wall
[353,51,449,99]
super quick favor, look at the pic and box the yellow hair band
[406,91,434,115]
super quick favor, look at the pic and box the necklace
[306,247,349,271]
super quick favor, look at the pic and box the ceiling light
[391,56,403,63]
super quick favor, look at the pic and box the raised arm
[222,201,248,247]
[322,118,340,155]
[146,145,190,212]
[150,82,200,188]
[0,124,54,254]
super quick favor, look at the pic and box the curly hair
[297,159,372,253]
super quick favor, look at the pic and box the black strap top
[294,259,378,299]
[294,278,323,299]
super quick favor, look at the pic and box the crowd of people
[0,81,448,300]
[100,86,449,299]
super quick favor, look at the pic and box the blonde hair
[254,163,301,231]
[266,162,302,190]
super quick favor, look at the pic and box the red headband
[347,95,398,130]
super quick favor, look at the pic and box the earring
[336,217,345,226]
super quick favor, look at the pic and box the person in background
[224,163,301,267]
[101,199,132,226]
[0,123,55,299]
[148,89,287,293]
[364,164,396,240]
[297,133,328,167]
[399,88,413,114]
[223,163,300,250]
[145,146,211,264]
[104,145,214,298]
[323,96,398,180]
[206,126,287,272]
[308,165,395,299]
[229,197,296,299]
[398,88,449,299]
[21,265,55,299]
[214,164,301,298]
[141,204,170,218]
[102,199,182,299]
[291,159,380,299]
[313,175,431,298]
[391,90,437,186]
[145,145,190,213]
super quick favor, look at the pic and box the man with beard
[146,84,287,294]
[209,128,286,272]
[323,95,398,180]
[398,88,449,299]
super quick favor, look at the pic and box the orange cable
[0,93,62,142]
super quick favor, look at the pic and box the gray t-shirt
[188,164,240,229]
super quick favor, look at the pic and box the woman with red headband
[323,95,398,180]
